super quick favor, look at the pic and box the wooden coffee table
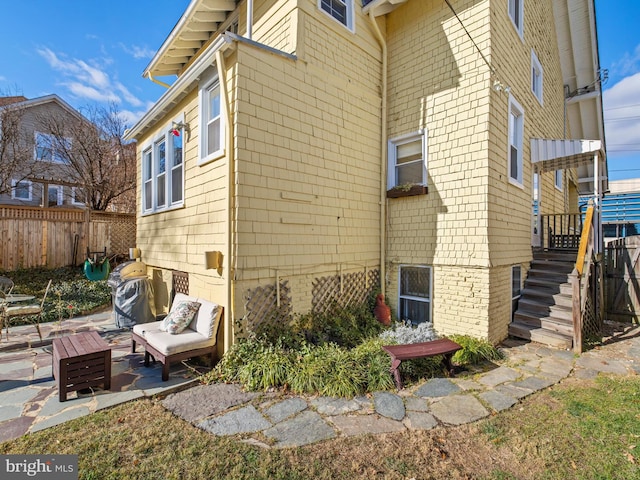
[52,331,112,402]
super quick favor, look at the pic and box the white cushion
[192,298,221,338]
[142,329,215,356]
[133,321,164,337]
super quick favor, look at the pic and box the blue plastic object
[83,258,111,281]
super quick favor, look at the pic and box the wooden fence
[0,206,136,270]
[605,236,640,323]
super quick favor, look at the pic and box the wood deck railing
[540,213,583,250]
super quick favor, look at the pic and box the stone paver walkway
[1,311,639,448]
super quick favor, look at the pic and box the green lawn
[1,375,638,479]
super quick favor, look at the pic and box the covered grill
[108,261,155,328]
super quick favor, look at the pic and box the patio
[0,310,209,443]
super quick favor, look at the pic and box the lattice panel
[244,280,292,333]
[580,264,602,349]
[172,271,189,296]
[312,269,380,314]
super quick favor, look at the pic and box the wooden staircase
[509,250,576,349]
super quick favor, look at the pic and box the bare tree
[0,95,44,196]
[36,103,136,212]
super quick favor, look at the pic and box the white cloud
[37,47,143,108]
[603,72,640,153]
[119,43,156,60]
[611,44,640,78]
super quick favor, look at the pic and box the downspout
[369,12,388,296]
[246,0,253,40]
[216,49,235,353]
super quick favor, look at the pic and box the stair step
[519,289,573,308]
[524,278,573,295]
[517,298,572,319]
[532,250,578,263]
[526,268,573,283]
[512,310,574,336]
[530,259,575,274]
[508,322,573,349]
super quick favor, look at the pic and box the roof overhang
[531,138,606,195]
[552,0,608,194]
[126,34,235,141]
[143,0,237,80]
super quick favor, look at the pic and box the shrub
[379,320,438,345]
[447,334,504,365]
[294,302,385,348]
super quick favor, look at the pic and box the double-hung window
[72,187,86,206]
[11,179,32,201]
[508,0,523,38]
[555,170,563,191]
[199,76,224,164]
[388,131,426,189]
[508,96,524,186]
[531,50,543,105]
[35,132,71,164]
[512,265,521,320]
[47,185,63,206]
[398,266,432,325]
[141,119,185,214]
[319,0,354,31]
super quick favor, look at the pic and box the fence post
[570,268,582,354]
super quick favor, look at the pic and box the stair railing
[570,204,600,353]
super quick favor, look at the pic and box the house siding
[233,5,383,315]
[383,0,576,342]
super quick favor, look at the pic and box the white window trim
[11,179,33,201]
[397,265,433,325]
[46,184,64,206]
[555,170,563,191]
[508,95,525,188]
[140,115,186,216]
[387,130,427,190]
[198,76,225,166]
[35,131,71,164]
[508,0,524,39]
[319,0,355,32]
[531,50,543,105]
[71,187,86,206]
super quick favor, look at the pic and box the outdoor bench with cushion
[131,293,223,381]
[382,338,462,390]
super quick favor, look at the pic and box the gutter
[368,12,388,297]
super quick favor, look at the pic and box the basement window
[398,266,432,325]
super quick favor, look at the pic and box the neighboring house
[598,178,640,241]
[125,0,607,353]
[0,95,89,209]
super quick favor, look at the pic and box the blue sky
[0,1,637,180]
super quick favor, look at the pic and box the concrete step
[512,310,574,337]
[508,322,573,349]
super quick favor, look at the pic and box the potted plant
[386,182,428,198]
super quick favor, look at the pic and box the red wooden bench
[382,338,462,390]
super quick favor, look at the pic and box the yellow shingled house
[124,0,607,354]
